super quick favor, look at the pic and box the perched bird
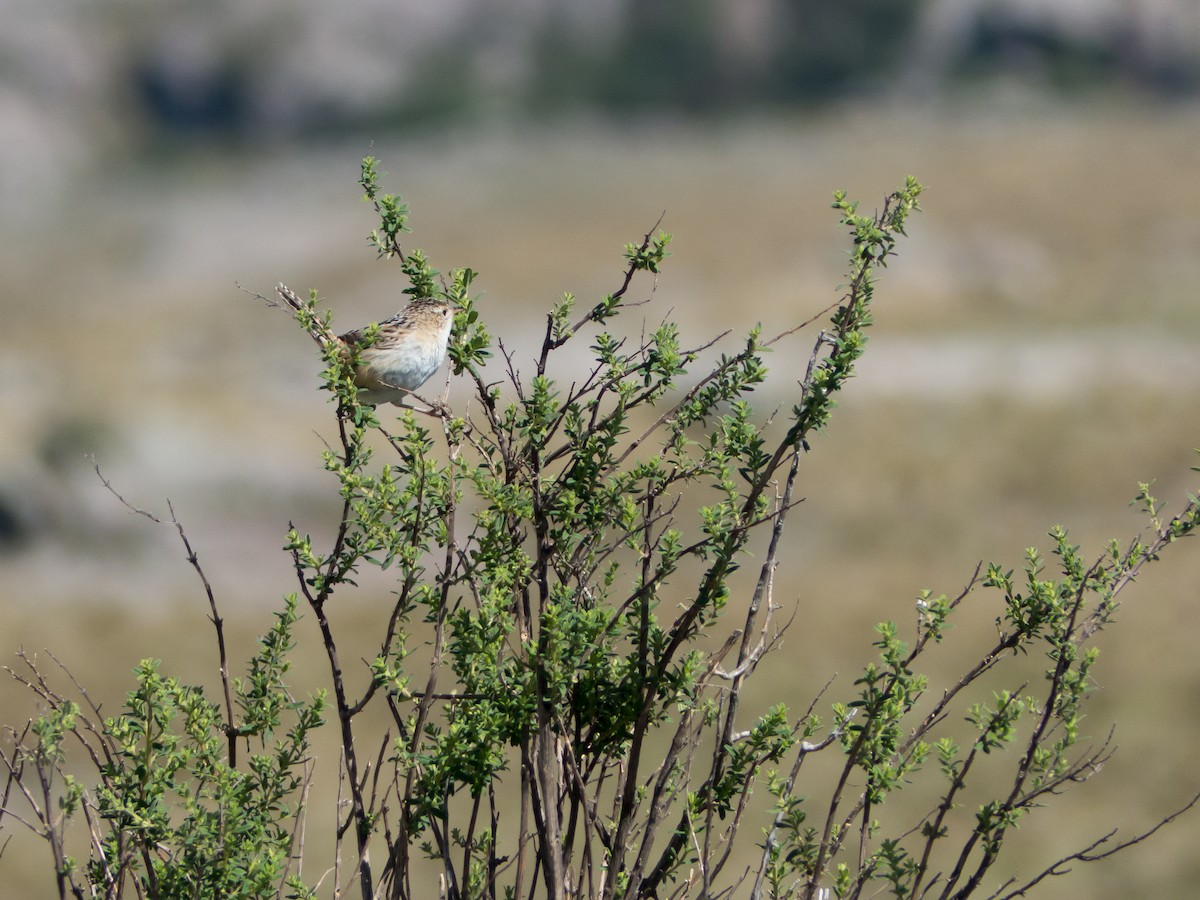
[338,297,454,406]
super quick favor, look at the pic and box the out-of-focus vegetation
[3,2,1200,897]
[6,0,1200,205]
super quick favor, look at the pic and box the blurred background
[3,0,1200,896]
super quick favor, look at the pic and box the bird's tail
[274,283,341,350]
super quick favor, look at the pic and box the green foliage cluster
[4,600,322,898]
[3,162,1199,900]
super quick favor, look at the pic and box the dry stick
[45,650,119,772]
[332,747,347,896]
[279,756,317,892]
[91,462,241,767]
[0,779,56,872]
[989,791,1200,900]
[376,798,401,900]
[709,644,797,889]
[712,451,802,844]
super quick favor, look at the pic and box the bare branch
[92,461,241,766]
[990,791,1200,900]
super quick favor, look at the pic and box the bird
[337,296,454,407]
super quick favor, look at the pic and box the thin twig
[92,461,241,766]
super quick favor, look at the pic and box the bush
[3,161,1198,899]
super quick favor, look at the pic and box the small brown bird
[338,297,454,406]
